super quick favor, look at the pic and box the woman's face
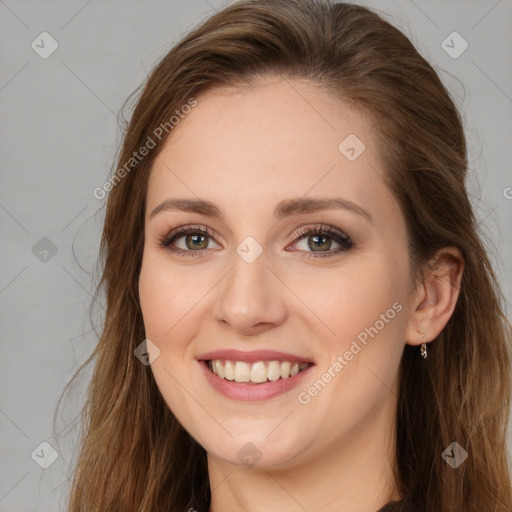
[139,77,414,469]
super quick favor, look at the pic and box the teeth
[209,359,309,383]
[216,360,225,379]
[280,361,291,379]
[250,361,267,383]
[224,360,235,380]
[234,361,251,382]
[267,361,281,381]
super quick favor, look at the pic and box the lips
[197,349,315,401]
[197,349,313,364]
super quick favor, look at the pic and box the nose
[213,247,288,336]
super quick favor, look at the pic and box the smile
[208,359,311,384]
[198,358,314,402]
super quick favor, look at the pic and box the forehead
[147,77,390,220]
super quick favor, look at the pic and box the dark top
[376,501,406,512]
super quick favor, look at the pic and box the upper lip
[197,349,314,364]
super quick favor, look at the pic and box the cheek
[138,254,202,341]
[138,256,202,418]
[138,262,173,339]
[296,256,408,412]
[293,259,407,429]
[295,258,407,343]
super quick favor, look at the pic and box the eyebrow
[149,197,372,222]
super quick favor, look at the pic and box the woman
[59,0,512,510]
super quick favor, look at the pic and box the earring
[417,330,428,359]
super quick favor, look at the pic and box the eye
[288,224,354,258]
[157,225,219,257]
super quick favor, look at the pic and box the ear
[404,247,464,346]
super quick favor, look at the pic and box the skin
[138,76,463,512]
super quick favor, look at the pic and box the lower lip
[199,360,314,401]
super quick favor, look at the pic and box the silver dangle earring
[417,330,428,359]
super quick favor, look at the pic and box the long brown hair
[56,1,512,510]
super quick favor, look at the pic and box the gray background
[1,1,511,510]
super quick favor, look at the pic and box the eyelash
[157,223,354,259]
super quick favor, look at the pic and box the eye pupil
[186,233,208,250]
[308,234,331,251]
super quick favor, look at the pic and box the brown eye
[290,224,354,258]
[307,234,333,251]
[183,233,209,250]
[158,225,220,256]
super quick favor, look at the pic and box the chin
[203,430,306,470]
